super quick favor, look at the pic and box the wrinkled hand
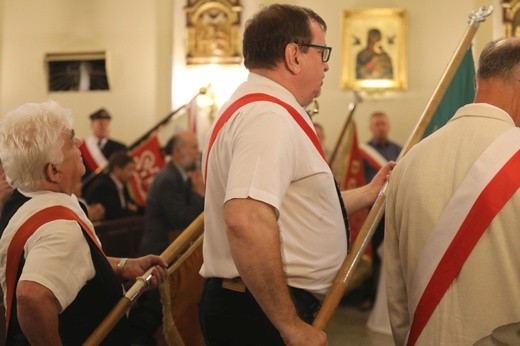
[369,161,396,194]
[281,319,327,346]
[120,255,168,289]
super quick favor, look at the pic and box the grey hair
[0,100,73,191]
[477,37,520,83]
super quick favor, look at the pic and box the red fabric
[79,142,99,172]
[5,206,103,333]
[359,147,383,172]
[339,124,371,258]
[204,93,325,181]
[128,135,166,206]
[407,150,520,345]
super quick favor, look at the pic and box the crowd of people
[0,3,519,346]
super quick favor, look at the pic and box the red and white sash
[4,206,104,333]
[406,127,520,345]
[359,142,388,172]
[79,137,107,172]
[203,92,351,249]
[203,93,326,181]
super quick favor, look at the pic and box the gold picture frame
[185,0,243,65]
[502,0,520,37]
[341,8,407,91]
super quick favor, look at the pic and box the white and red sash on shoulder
[5,206,104,333]
[359,142,388,173]
[79,137,108,173]
[203,93,326,181]
[406,127,520,345]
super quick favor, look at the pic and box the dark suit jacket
[82,138,127,181]
[84,173,138,221]
[138,162,204,255]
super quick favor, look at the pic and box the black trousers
[128,288,162,345]
[199,278,320,346]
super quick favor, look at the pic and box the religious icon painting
[185,0,243,65]
[342,8,407,91]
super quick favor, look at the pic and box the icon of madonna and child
[356,28,394,80]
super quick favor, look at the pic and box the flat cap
[89,108,112,120]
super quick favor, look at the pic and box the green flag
[423,47,475,138]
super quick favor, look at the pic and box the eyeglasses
[297,43,332,63]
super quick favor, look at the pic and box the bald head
[475,37,520,126]
[477,37,520,83]
[167,131,200,171]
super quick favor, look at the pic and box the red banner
[339,123,372,259]
[128,135,166,206]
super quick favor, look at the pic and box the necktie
[334,178,351,250]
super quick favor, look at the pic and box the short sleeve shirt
[200,73,347,297]
[0,190,98,312]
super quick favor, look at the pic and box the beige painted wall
[170,0,502,148]
[276,0,499,148]
[0,0,173,144]
[0,0,504,148]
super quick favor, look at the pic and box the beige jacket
[385,103,520,345]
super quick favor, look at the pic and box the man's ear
[285,43,302,74]
[44,163,60,183]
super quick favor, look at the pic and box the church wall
[260,0,501,147]
[171,0,503,148]
[0,0,505,148]
[0,0,173,145]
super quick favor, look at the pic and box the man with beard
[131,131,204,345]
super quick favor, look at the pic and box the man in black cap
[79,108,128,180]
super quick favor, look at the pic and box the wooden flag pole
[313,5,493,331]
[83,213,205,345]
[328,91,362,166]
[82,88,207,187]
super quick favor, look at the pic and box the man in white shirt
[199,4,393,345]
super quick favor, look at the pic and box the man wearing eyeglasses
[199,4,393,346]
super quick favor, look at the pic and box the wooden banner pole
[313,6,493,330]
[83,213,204,345]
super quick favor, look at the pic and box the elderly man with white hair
[0,100,167,345]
